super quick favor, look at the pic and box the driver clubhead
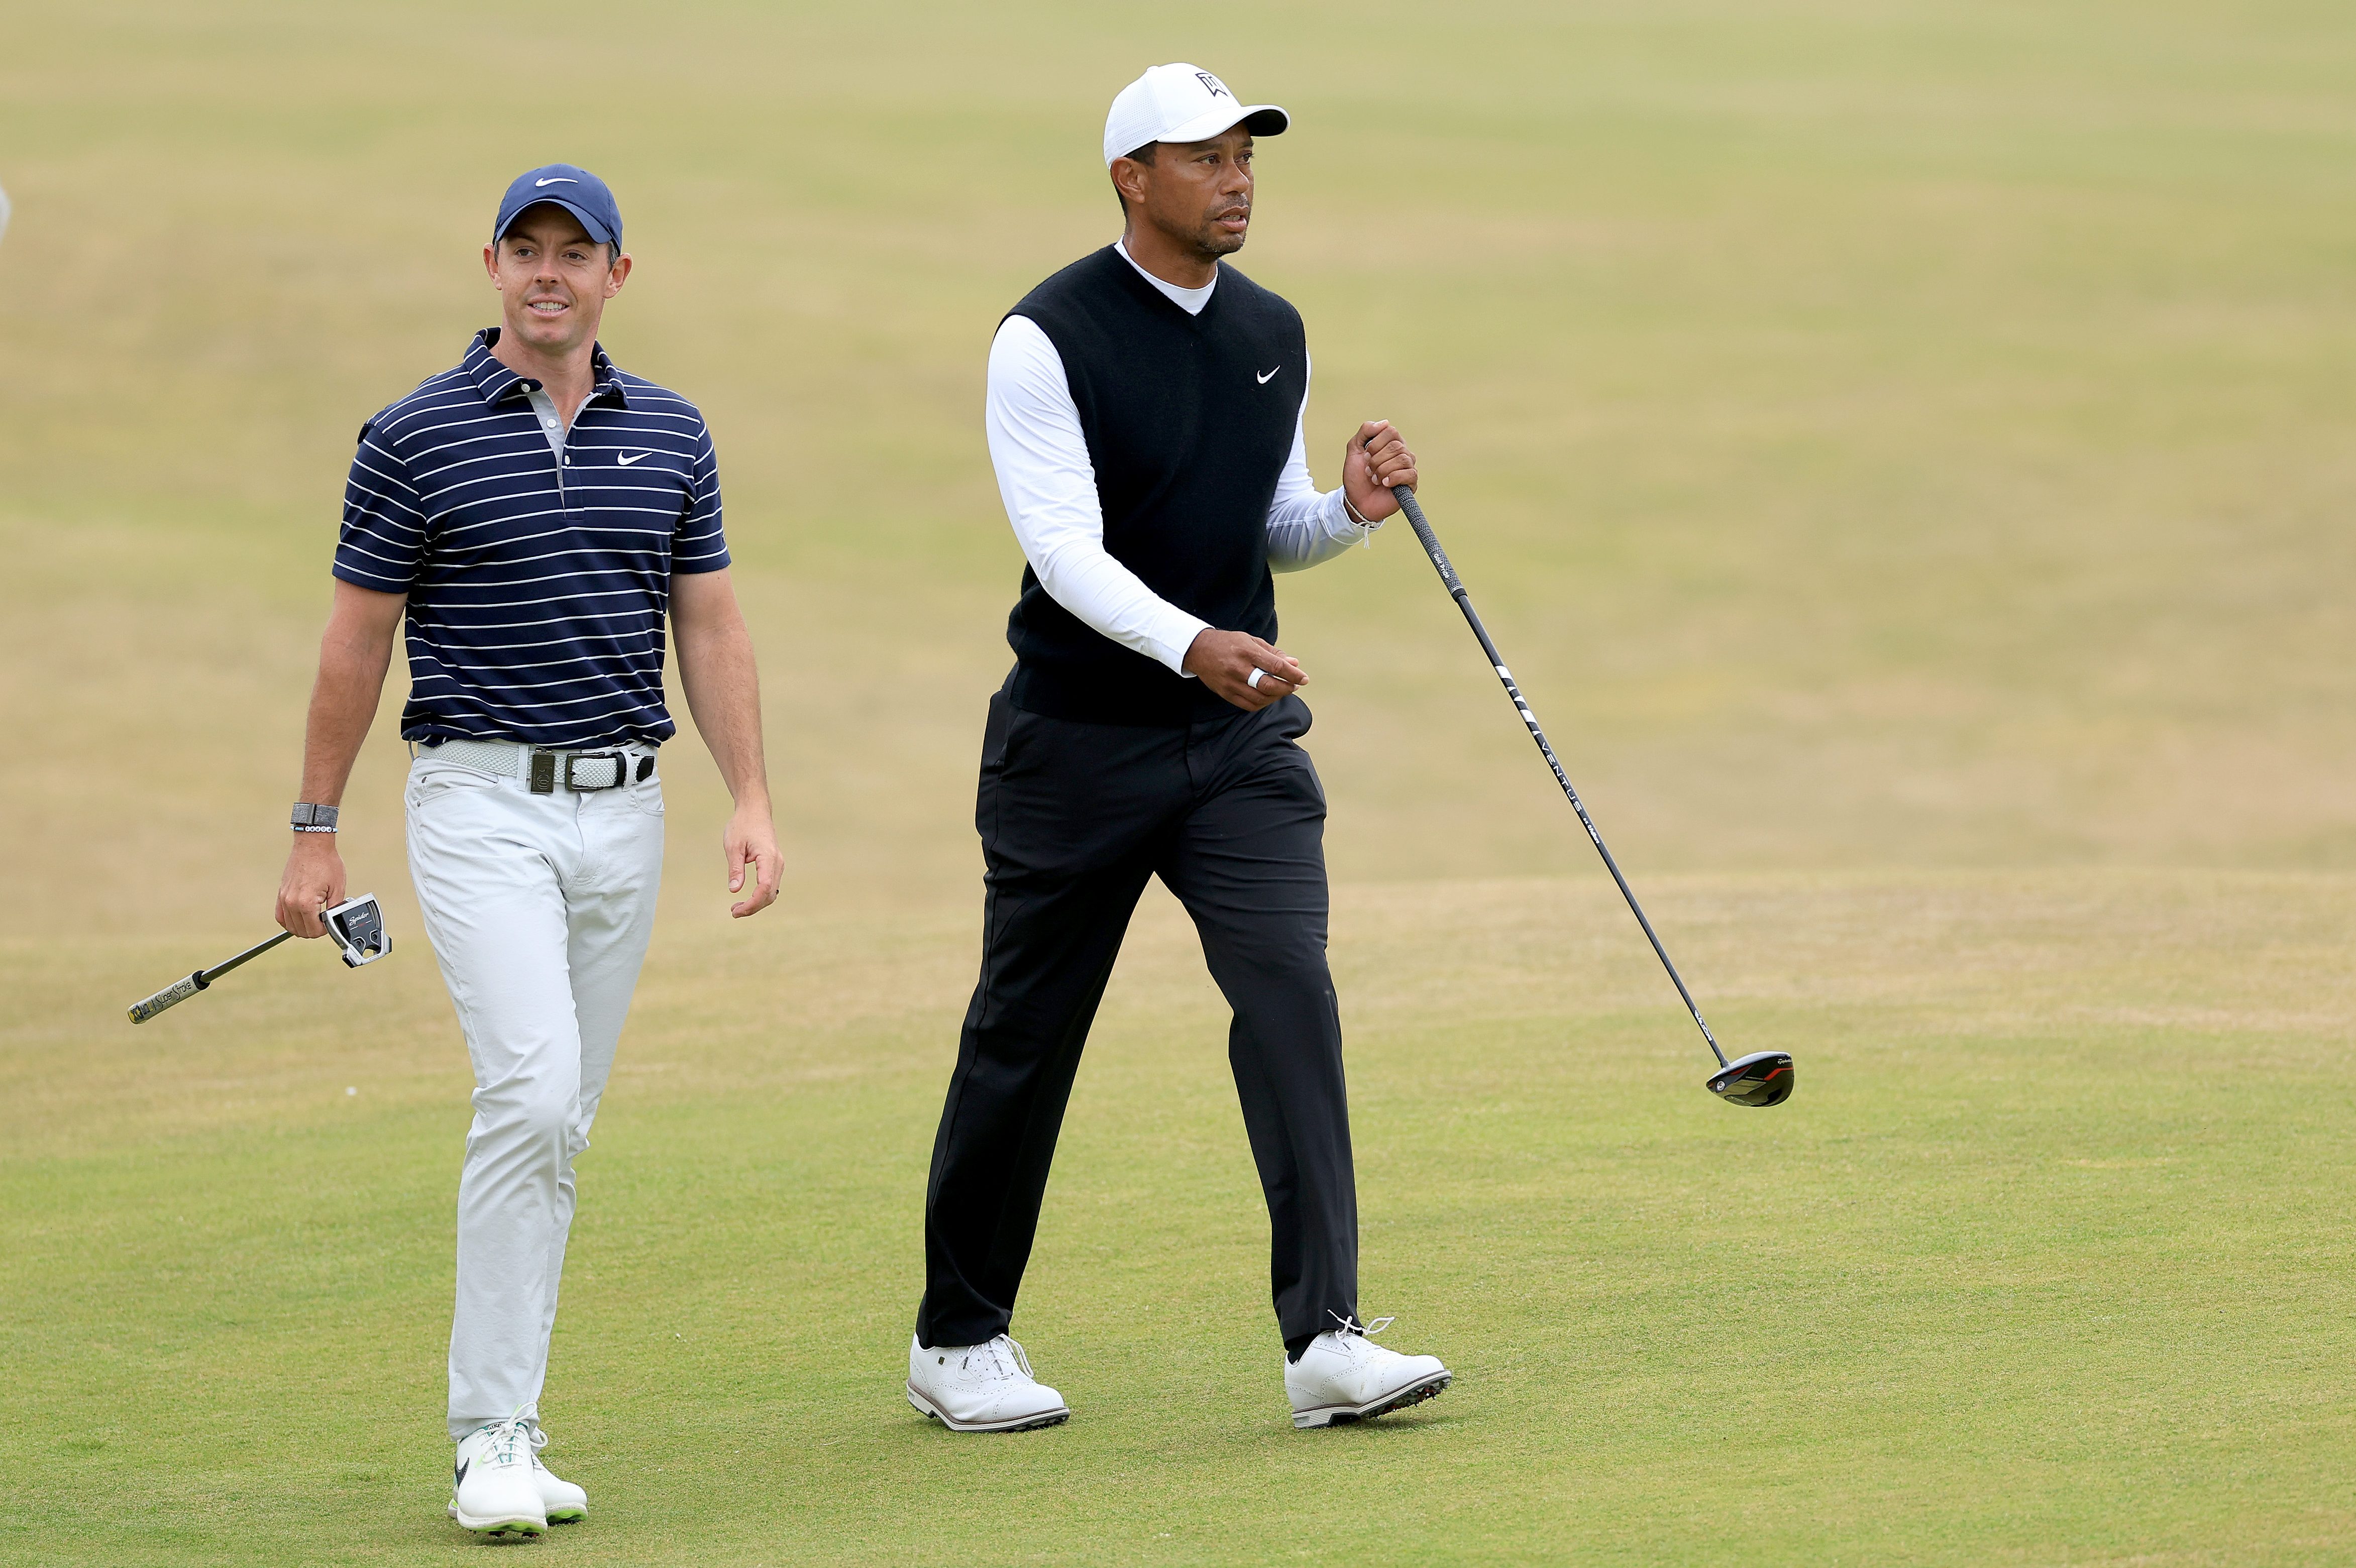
[323,894,390,968]
[1706,1050,1793,1107]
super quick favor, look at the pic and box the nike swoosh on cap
[1257,366,1281,384]
[534,177,578,187]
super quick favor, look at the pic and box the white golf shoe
[447,1417,546,1537]
[521,1419,587,1523]
[1284,1316,1452,1429]
[906,1332,1071,1432]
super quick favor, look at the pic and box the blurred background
[7,0,2354,946]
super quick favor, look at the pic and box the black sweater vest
[1002,247,1309,724]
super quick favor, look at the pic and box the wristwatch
[291,803,340,834]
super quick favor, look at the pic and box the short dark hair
[1111,141,1157,215]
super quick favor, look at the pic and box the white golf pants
[403,751,665,1440]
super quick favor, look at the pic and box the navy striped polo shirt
[332,328,729,747]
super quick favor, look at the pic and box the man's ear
[482,241,501,284]
[1111,157,1147,208]
[604,252,634,298]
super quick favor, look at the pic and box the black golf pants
[916,690,1358,1350]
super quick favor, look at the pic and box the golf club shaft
[126,929,296,1025]
[202,928,296,984]
[1390,485,1729,1069]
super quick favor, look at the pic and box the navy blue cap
[493,164,622,250]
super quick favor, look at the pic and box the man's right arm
[274,581,405,938]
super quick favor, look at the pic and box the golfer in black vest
[906,64,1452,1433]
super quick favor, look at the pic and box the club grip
[127,972,203,1025]
[1391,486,1459,588]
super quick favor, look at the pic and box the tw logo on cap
[1196,72,1231,100]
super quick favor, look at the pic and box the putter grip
[128,973,203,1025]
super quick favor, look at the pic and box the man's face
[481,204,629,356]
[1125,127,1255,260]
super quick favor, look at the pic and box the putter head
[1706,1050,1793,1107]
[323,894,391,968]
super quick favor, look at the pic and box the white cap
[1103,64,1289,168]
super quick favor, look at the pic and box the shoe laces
[1329,1311,1397,1339]
[521,1419,550,1465]
[471,1416,532,1470]
[972,1333,1035,1382]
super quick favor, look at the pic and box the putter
[1388,482,1792,1107]
[126,893,391,1025]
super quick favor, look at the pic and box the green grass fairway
[5,1,2356,1563]
[9,873,2356,1564]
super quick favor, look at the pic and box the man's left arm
[1265,357,1419,571]
[671,567,781,919]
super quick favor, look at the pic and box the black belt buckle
[528,750,557,794]
[564,751,627,791]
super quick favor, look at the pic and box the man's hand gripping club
[277,581,403,939]
[1182,418,1419,713]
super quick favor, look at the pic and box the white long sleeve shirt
[985,242,1375,676]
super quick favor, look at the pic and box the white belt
[413,737,657,794]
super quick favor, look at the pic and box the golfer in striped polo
[907,66,1451,1433]
[273,165,780,1537]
